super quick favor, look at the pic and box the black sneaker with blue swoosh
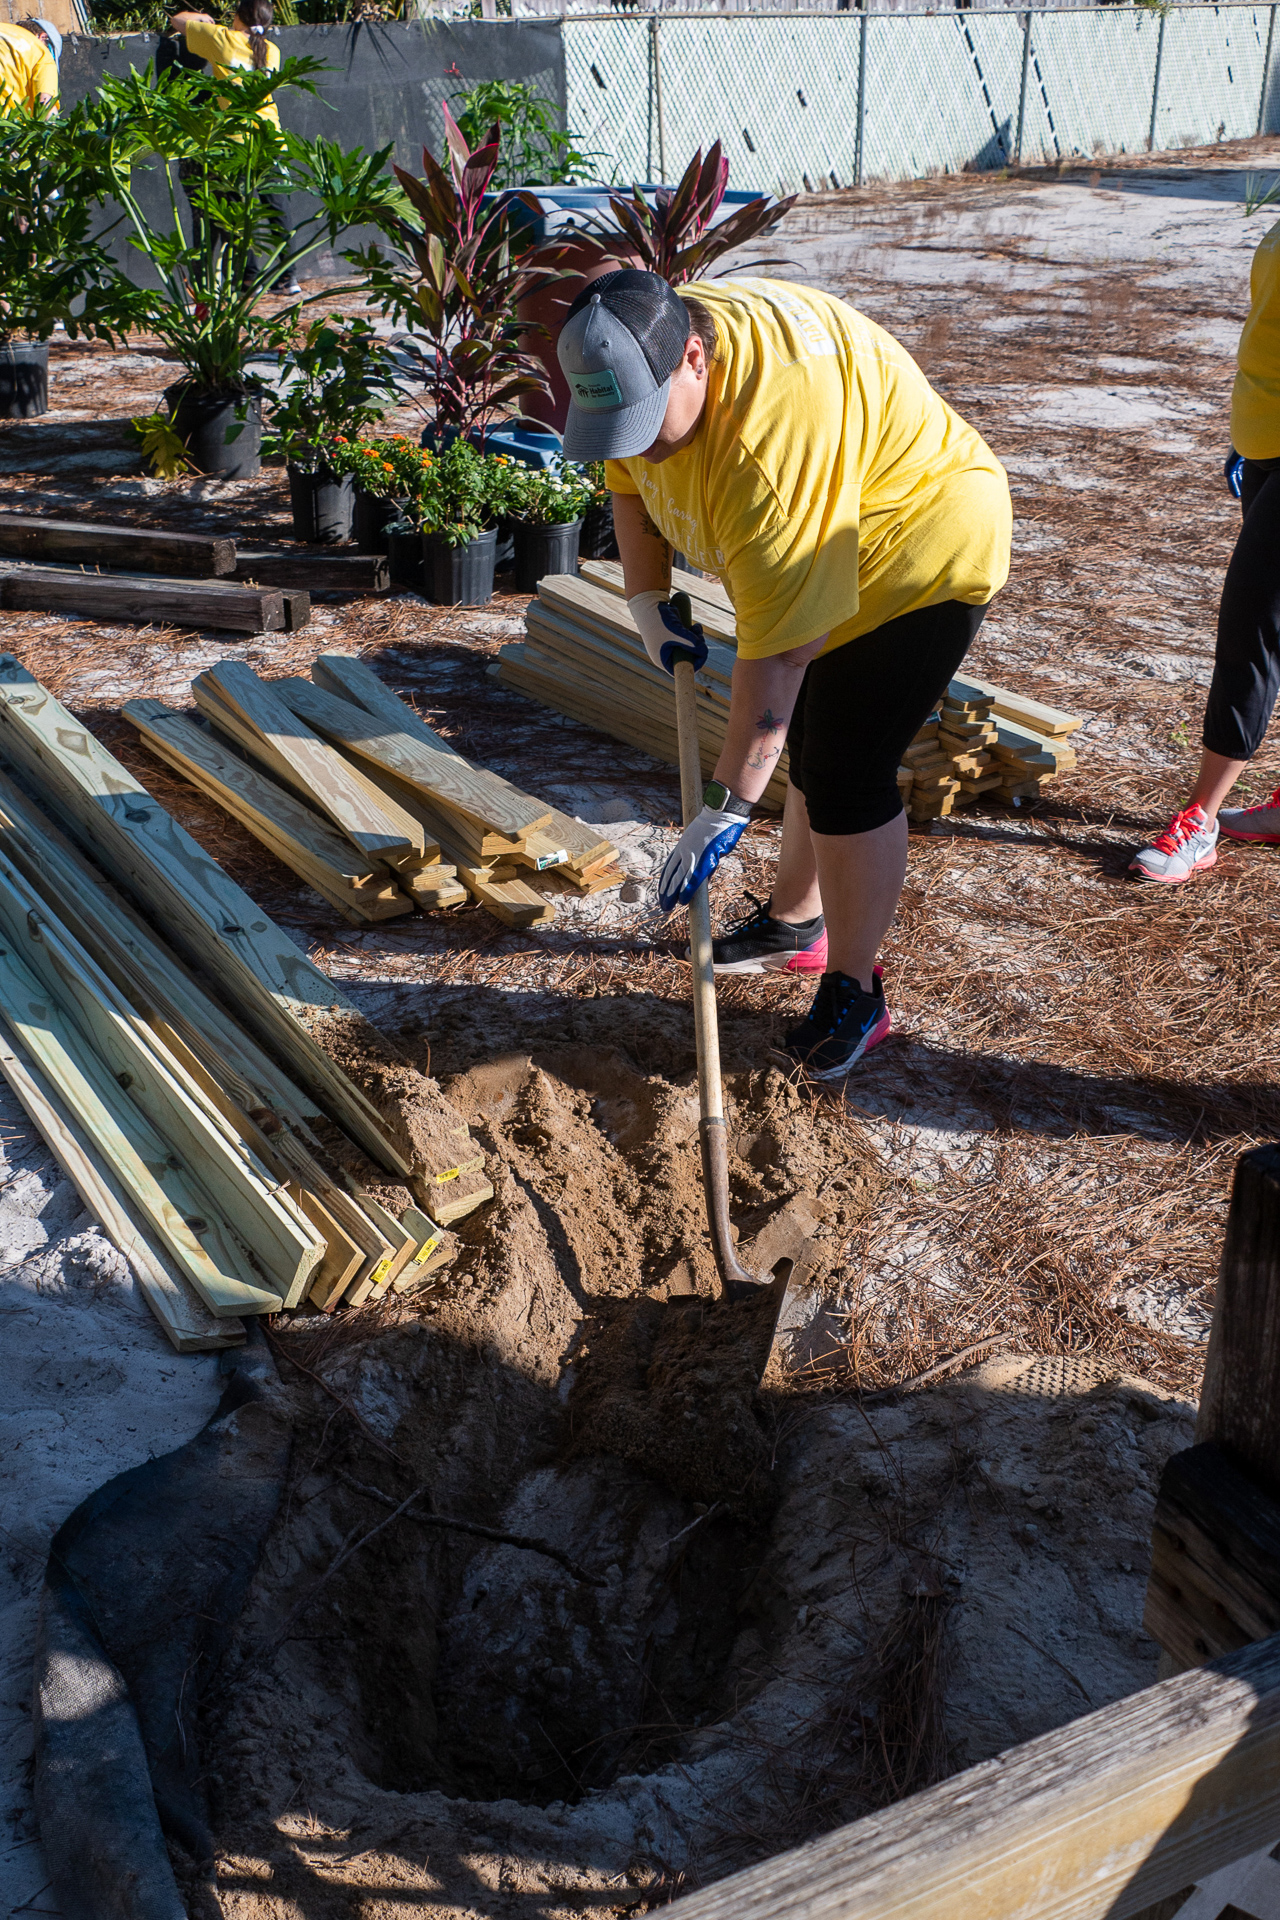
[781,971,892,1080]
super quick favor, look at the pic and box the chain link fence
[563,5,1280,191]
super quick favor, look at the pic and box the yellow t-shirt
[183,20,281,128]
[1231,219,1280,462]
[606,279,1011,661]
[0,23,57,113]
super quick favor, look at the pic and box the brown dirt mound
[304,1006,473,1183]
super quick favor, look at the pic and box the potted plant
[350,105,566,452]
[500,461,594,592]
[417,438,508,607]
[579,461,618,562]
[82,60,402,477]
[328,435,409,555]
[264,315,400,543]
[574,142,796,284]
[0,103,116,420]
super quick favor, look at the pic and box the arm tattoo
[639,510,670,560]
[746,707,786,772]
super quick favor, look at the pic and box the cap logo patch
[570,369,624,411]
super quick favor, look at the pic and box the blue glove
[1225,449,1245,499]
[658,802,747,912]
[657,600,708,677]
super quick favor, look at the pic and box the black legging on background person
[1202,457,1280,761]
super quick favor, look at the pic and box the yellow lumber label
[435,1167,461,1183]
[370,1257,393,1287]
[413,1234,443,1265]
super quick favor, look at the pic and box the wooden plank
[199,662,415,861]
[0,937,280,1317]
[0,764,325,1138]
[952,674,1084,740]
[272,675,551,842]
[0,512,235,577]
[1146,1443,1280,1671]
[661,1629,1280,1920]
[577,557,736,649]
[0,1023,245,1352]
[423,1163,495,1227]
[125,700,398,894]
[0,657,412,1176]
[400,867,468,911]
[234,549,389,594]
[291,1186,364,1312]
[0,855,323,1306]
[511,827,571,871]
[313,654,618,873]
[0,568,285,634]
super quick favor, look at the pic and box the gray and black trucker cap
[557,270,691,462]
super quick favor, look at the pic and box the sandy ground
[2,139,1280,1915]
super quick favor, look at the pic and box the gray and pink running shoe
[1129,803,1219,884]
[1219,785,1280,844]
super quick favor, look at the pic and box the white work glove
[657,801,747,913]
[628,591,709,675]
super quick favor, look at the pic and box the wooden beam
[0,512,236,577]
[234,549,389,594]
[0,1024,245,1352]
[0,657,412,1176]
[661,1631,1280,1920]
[0,568,285,634]
[0,853,323,1307]
[0,762,324,1139]
[1196,1144,1280,1492]
[269,676,551,842]
[0,935,280,1318]
[197,662,416,861]
[1146,1442,1280,1671]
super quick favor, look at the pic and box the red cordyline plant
[350,104,565,446]
[576,141,797,284]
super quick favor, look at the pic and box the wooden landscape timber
[197,661,416,862]
[233,549,390,594]
[0,656,463,1180]
[123,700,418,927]
[270,673,553,843]
[0,567,290,634]
[0,511,236,578]
[0,1024,245,1353]
[508,564,1083,822]
[663,1628,1280,1920]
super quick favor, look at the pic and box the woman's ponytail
[236,0,273,68]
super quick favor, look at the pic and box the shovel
[669,593,807,1325]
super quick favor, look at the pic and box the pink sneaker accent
[1219,786,1280,844]
[777,929,828,974]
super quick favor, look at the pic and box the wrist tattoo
[747,742,782,771]
[755,707,784,735]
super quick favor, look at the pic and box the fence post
[650,13,667,186]
[1260,2,1278,138]
[1014,9,1031,165]
[1147,7,1167,154]
[853,8,868,188]
[1196,1145,1280,1486]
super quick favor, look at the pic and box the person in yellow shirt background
[0,18,60,114]
[166,0,300,295]
[1131,218,1280,881]
[557,270,1011,1079]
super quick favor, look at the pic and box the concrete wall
[59,19,565,279]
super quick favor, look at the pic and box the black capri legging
[1202,456,1280,762]
[786,598,989,835]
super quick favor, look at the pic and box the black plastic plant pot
[165,383,262,479]
[386,524,424,590]
[512,516,583,594]
[0,342,48,420]
[580,498,618,562]
[425,527,497,608]
[288,464,355,545]
[353,486,400,555]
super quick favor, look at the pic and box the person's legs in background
[1131,459,1280,881]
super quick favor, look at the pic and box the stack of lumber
[499,558,1081,825]
[0,510,390,633]
[906,675,1082,823]
[125,655,625,930]
[0,655,492,1346]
